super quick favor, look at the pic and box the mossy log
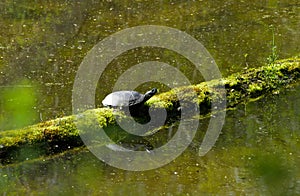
[147,58,300,111]
[0,58,299,165]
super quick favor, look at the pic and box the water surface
[0,0,299,195]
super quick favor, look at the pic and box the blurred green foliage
[0,80,37,130]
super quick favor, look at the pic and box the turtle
[102,88,157,109]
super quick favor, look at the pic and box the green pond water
[0,0,299,195]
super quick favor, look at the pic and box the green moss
[248,83,263,93]
[0,107,129,164]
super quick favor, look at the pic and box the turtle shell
[102,91,144,107]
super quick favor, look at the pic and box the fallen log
[0,57,299,165]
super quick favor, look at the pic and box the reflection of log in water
[0,58,299,165]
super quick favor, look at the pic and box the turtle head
[143,88,157,102]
